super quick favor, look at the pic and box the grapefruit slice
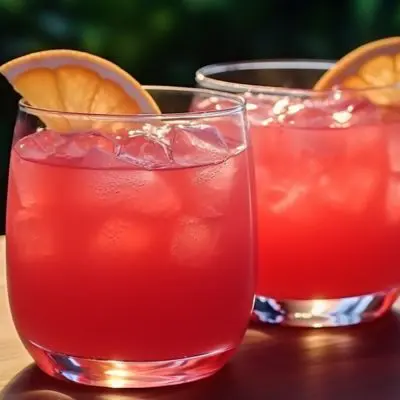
[0,49,160,131]
[314,37,400,105]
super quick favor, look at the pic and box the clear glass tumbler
[6,86,256,387]
[196,60,400,327]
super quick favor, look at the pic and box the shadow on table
[0,363,243,400]
[2,312,400,400]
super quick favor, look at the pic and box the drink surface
[7,128,255,361]
[196,94,400,300]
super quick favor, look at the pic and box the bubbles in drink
[187,157,238,218]
[195,156,237,191]
[88,169,181,217]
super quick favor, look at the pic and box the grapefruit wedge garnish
[0,49,160,131]
[314,37,400,105]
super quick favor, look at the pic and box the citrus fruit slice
[314,37,400,105]
[0,49,160,131]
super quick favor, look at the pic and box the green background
[0,0,398,231]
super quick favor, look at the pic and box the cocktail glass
[196,60,400,327]
[6,86,256,387]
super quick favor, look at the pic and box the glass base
[25,341,234,388]
[252,289,399,327]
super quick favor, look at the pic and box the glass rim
[18,85,246,121]
[195,59,399,95]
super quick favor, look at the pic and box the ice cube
[118,134,173,169]
[255,164,324,222]
[246,106,273,126]
[264,183,309,215]
[41,132,120,169]
[87,169,181,217]
[318,167,380,213]
[385,177,400,223]
[55,131,129,168]
[9,209,56,262]
[129,170,181,216]
[254,165,287,212]
[16,130,67,161]
[170,216,220,267]
[269,93,383,165]
[345,125,382,161]
[94,218,154,256]
[59,132,115,157]
[16,130,121,168]
[282,92,381,128]
[81,147,130,169]
[170,123,230,166]
[245,93,291,126]
[10,148,66,208]
[190,97,248,151]
[187,157,238,217]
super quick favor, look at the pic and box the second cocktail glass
[196,60,400,327]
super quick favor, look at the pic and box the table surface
[2,237,400,399]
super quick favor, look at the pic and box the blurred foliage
[0,0,399,230]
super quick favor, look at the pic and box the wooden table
[1,236,400,400]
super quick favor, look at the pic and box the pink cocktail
[196,61,400,327]
[6,87,256,387]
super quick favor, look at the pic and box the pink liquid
[254,124,400,299]
[6,130,255,361]
[196,94,400,300]
[253,97,400,299]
